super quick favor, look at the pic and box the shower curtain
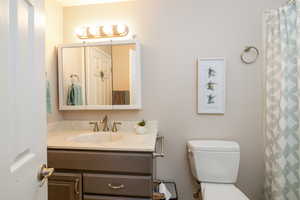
[264,1,300,200]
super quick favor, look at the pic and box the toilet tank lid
[187,140,240,152]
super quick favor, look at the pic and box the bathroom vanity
[48,150,154,200]
[49,39,157,200]
[47,121,161,200]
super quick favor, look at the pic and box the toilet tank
[187,140,240,183]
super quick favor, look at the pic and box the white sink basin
[68,132,122,144]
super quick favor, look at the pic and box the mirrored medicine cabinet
[58,40,141,110]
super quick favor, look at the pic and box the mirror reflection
[61,43,137,108]
[62,47,85,106]
[112,44,136,105]
[85,45,113,105]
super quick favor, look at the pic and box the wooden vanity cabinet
[84,195,151,200]
[48,149,154,200]
[48,172,82,200]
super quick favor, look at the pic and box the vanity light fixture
[75,24,129,39]
[89,26,100,36]
[75,26,88,39]
[102,25,114,35]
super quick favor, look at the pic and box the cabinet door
[48,172,82,200]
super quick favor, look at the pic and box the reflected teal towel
[67,84,83,106]
[46,81,52,114]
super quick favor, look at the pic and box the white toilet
[187,140,249,200]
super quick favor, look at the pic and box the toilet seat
[201,183,249,200]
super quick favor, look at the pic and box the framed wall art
[197,58,226,114]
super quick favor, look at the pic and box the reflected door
[86,46,112,105]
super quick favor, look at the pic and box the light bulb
[75,27,87,38]
[116,24,127,34]
[89,26,100,36]
[75,24,130,39]
[102,25,113,35]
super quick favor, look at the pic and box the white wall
[45,0,64,122]
[61,1,286,199]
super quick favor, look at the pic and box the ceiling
[57,0,134,7]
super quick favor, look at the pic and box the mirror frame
[57,40,142,110]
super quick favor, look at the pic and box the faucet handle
[100,115,108,123]
[89,121,100,132]
[112,122,122,133]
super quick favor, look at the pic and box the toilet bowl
[187,140,249,200]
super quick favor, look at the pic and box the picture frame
[197,57,226,114]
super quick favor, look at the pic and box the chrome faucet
[90,116,121,132]
[100,115,110,132]
[112,122,122,132]
[89,121,100,132]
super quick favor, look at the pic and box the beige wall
[61,1,287,199]
[46,0,64,122]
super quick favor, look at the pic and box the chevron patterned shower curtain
[264,1,300,200]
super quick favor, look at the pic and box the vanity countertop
[47,120,158,152]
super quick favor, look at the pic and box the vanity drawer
[48,150,153,174]
[83,173,152,197]
[84,195,151,200]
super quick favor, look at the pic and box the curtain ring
[241,46,259,64]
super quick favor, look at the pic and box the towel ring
[241,46,259,64]
[70,74,80,81]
